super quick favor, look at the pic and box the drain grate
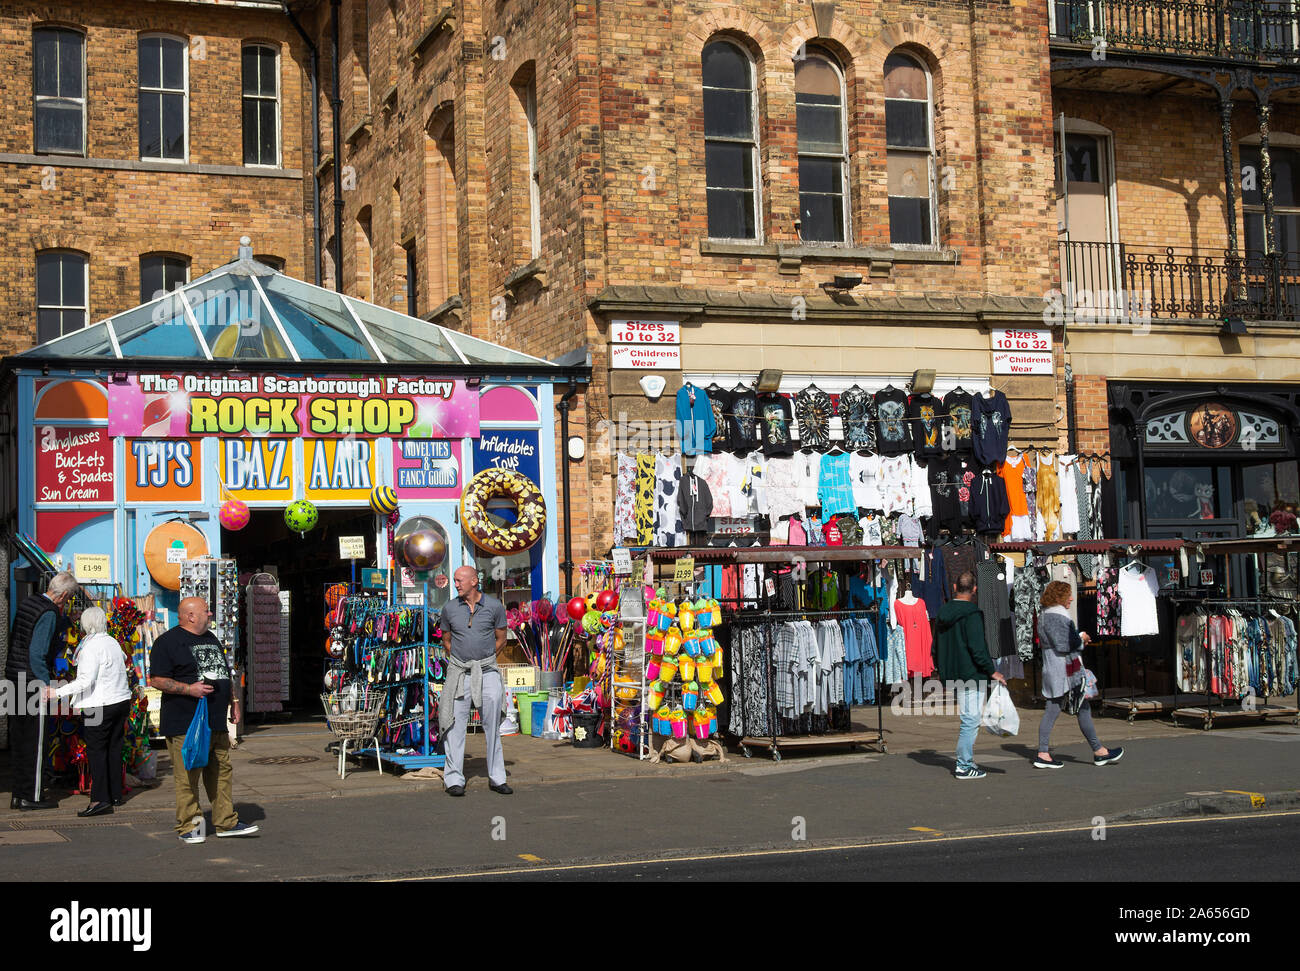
[249,755,321,765]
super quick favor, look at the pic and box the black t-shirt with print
[943,388,975,454]
[874,387,912,455]
[927,454,972,536]
[839,386,876,453]
[728,387,761,453]
[794,385,834,453]
[907,392,946,459]
[757,392,796,456]
[706,385,732,453]
[149,626,232,738]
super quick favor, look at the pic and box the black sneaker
[1094,746,1124,766]
[954,766,987,780]
[1033,755,1065,769]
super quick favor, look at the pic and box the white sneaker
[216,821,260,838]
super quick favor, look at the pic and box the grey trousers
[1038,697,1103,754]
[442,669,507,789]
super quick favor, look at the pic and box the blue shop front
[3,253,588,711]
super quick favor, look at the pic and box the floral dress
[1095,566,1121,637]
[614,452,637,544]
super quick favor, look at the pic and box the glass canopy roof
[18,254,558,369]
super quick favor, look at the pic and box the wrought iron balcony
[1049,0,1300,62]
[1057,240,1300,322]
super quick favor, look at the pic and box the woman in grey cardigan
[1035,580,1123,769]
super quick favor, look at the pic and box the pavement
[3,691,1298,822]
[2,692,1299,882]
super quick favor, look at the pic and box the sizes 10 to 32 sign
[991,327,1053,376]
[610,319,680,370]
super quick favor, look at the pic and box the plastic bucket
[515,691,545,735]
[531,701,548,737]
[572,711,602,748]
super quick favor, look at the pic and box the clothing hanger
[950,384,967,395]
[878,383,898,394]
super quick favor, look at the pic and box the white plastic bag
[980,682,1020,737]
[499,686,519,737]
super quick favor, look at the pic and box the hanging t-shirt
[910,457,933,518]
[878,454,914,515]
[756,392,796,456]
[727,387,761,453]
[907,392,945,459]
[1118,564,1160,637]
[690,454,732,519]
[859,514,884,546]
[927,454,966,536]
[678,471,713,531]
[972,390,1013,467]
[943,388,976,454]
[817,452,856,517]
[794,385,834,453]
[849,451,881,511]
[874,387,912,456]
[763,455,804,520]
[706,385,732,453]
[839,385,876,453]
[794,450,822,509]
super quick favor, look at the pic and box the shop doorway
[221,506,378,711]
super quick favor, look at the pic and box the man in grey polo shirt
[438,566,512,796]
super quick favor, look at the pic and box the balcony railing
[1058,240,1300,322]
[1049,0,1300,61]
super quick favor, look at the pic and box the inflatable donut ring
[460,469,547,555]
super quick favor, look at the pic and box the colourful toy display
[644,596,722,742]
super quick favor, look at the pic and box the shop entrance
[221,506,378,711]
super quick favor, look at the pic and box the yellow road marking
[381,809,1300,882]
[908,827,942,834]
[1223,790,1267,809]
[517,853,544,863]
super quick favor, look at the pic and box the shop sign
[393,439,461,499]
[218,439,294,502]
[611,344,681,370]
[991,328,1052,375]
[474,430,540,482]
[35,425,114,504]
[1146,401,1283,451]
[125,439,203,503]
[610,319,679,344]
[304,439,377,502]
[338,536,366,559]
[73,553,111,582]
[107,373,480,440]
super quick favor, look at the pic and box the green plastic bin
[515,691,547,735]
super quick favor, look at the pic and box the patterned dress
[1095,566,1121,637]
[634,453,656,545]
[654,453,685,547]
[614,452,637,544]
[1012,562,1044,661]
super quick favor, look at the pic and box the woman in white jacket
[46,607,133,816]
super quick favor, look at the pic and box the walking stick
[35,693,46,802]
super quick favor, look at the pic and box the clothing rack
[1163,596,1299,729]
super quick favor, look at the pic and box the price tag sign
[165,545,187,564]
[73,554,111,582]
[338,535,366,559]
[612,547,632,575]
[1199,569,1215,585]
[505,666,537,690]
[673,556,695,582]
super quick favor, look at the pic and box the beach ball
[595,589,618,612]
[396,529,447,572]
[284,499,319,533]
[219,499,249,531]
[370,485,398,516]
[566,597,587,621]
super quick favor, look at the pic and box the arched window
[139,34,188,161]
[355,207,373,302]
[36,250,88,343]
[510,64,541,262]
[884,51,936,246]
[703,39,760,240]
[425,107,460,306]
[33,27,86,156]
[796,51,849,243]
[242,43,280,166]
[140,253,189,303]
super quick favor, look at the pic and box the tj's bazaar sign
[107,373,480,439]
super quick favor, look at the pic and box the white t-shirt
[1118,565,1160,637]
[849,452,882,512]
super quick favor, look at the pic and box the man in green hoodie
[935,572,1006,780]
